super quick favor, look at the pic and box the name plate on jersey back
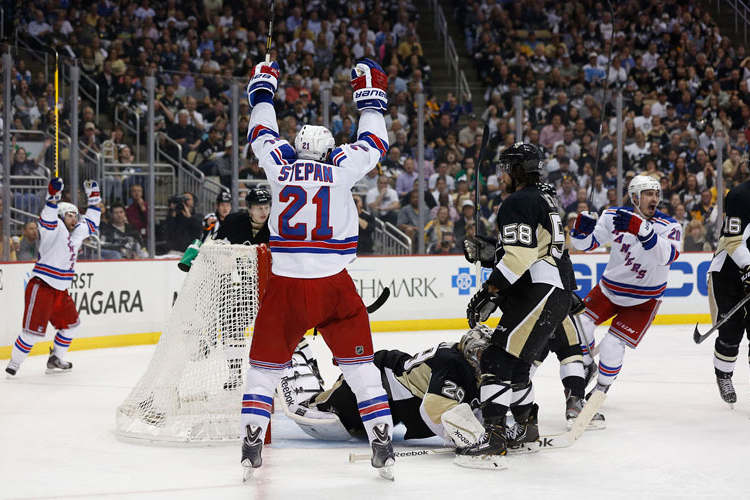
[278,161,334,184]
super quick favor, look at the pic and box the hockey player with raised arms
[240,58,395,481]
[707,179,750,406]
[571,175,681,396]
[5,178,102,376]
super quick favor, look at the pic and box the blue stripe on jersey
[271,247,357,255]
[270,235,358,244]
[601,276,667,291]
[638,230,657,250]
[33,269,74,281]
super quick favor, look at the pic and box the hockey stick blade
[349,447,454,463]
[366,287,390,314]
[693,294,750,344]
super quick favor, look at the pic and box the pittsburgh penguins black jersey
[709,181,750,278]
[214,211,270,245]
[490,185,574,292]
[375,343,479,434]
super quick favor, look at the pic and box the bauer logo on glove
[247,61,280,107]
[351,58,388,113]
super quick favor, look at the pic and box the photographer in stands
[163,192,201,253]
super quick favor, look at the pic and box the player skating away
[570,175,681,396]
[5,178,101,376]
[707,179,750,406]
[240,58,395,481]
[464,184,604,430]
[461,143,577,469]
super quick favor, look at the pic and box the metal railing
[114,105,141,162]
[372,218,412,255]
[713,0,750,44]
[58,130,103,183]
[63,63,101,124]
[155,132,228,216]
[429,0,472,101]
[101,162,176,220]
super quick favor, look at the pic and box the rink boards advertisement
[0,252,714,357]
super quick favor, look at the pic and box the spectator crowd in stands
[3,0,749,260]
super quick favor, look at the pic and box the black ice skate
[716,372,737,408]
[241,425,263,481]
[506,404,539,448]
[370,423,395,480]
[586,382,610,400]
[454,419,508,470]
[566,390,606,430]
[46,350,72,374]
[5,361,19,377]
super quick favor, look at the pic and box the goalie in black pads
[707,179,750,407]
[460,142,578,469]
[279,325,527,453]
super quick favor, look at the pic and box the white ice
[1,325,749,500]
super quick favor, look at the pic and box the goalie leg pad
[282,398,354,441]
[441,403,486,449]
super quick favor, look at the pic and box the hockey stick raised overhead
[366,287,390,314]
[693,294,750,344]
[348,390,607,462]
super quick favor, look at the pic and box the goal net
[116,240,270,444]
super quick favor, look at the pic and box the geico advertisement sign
[348,252,711,308]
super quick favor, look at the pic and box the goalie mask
[294,125,335,162]
[458,324,493,377]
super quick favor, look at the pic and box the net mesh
[116,241,266,444]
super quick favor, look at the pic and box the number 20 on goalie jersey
[249,102,388,278]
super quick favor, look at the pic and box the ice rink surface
[2,324,750,500]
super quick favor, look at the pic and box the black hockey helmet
[216,191,232,204]
[497,142,545,174]
[246,186,271,206]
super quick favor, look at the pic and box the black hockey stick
[588,0,615,208]
[693,294,750,344]
[265,0,275,63]
[366,287,390,314]
[473,124,491,280]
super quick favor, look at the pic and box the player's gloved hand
[467,282,501,328]
[202,213,218,232]
[613,208,645,235]
[350,58,388,113]
[84,180,101,206]
[570,292,586,315]
[613,208,657,248]
[462,234,498,268]
[571,211,597,237]
[741,265,750,296]
[246,61,280,107]
[47,177,64,202]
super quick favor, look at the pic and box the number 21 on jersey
[278,185,333,240]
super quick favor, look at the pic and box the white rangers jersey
[248,102,387,278]
[33,201,101,290]
[571,208,681,306]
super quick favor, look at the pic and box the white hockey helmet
[57,202,79,220]
[458,324,493,376]
[628,174,661,206]
[294,125,335,162]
